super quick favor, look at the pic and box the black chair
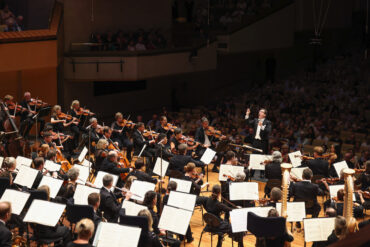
[198,213,233,247]
[120,215,149,247]
[66,204,94,232]
[0,177,10,198]
[247,212,286,238]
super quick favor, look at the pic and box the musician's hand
[124,191,132,200]
[149,140,155,144]
[246,108,250,115]
[114,142,119,147]
[258,121,262,126]
[10,116,15,119]
[159,229,166,236]
[199,173,204,179]
[129,168,133,173]
[42,169,49,175]
[118,129,123,134]
[52,172,58,178]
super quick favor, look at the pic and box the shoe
[187,237,194,243]
[212,166,219,173]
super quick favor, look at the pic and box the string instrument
[57,112,74,121]
[50,131,71,141]
[11,228,27,247]
[254,198,271,206]
[52,143,72,172]
[343,168,358,233]
[118,119,136,128]
[221,195,239,208]
[107,138,132,180]
[281,163,292,247]
[143,130,159,139]
[204,126,225,139]
[317,177,340,184]
[354,169,365,174]
[179,135,201,146]
[222,174,235,181]
[7,102,30,114]
[76,107,95,116]
[163,123,176,131]
[29,98,48,107]
[360,190,370,199]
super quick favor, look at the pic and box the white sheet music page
[38,176,63,198]
[329,185,356,201]
[303,217,335,242]
[333,161,348,177]
[74,184,100,205]
[78,147,88,163]
[74,164,90,185]
[130,180,156,201]
[291,167,305,180]
[200,148,216,164]
[249,154,272,170]
[14,165,39,188]
[169,178,192,193]
[0,156,4,168]
[229,182,259,201]
[24,200,66,227]
[15,156,32,169]
[167,191,196,211]
[158,205,193,235]
[230,207,273,233]
[288,151,302,167]
[0,189,30,215]
[153,158,169,177]
[94,171,118,189]
[276,202,306,222]
[121,200,148,216]
[219,164,244,182]
[93,222,141,247]
[81,159,92,168]
[44,160,61,172]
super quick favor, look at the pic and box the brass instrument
[281,163,292,247]
[343,168,358,233]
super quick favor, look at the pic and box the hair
[107,151,117,160]
[87,192,100,207]
[33,157,44,169]
[270,187,282,202]
[260,108,268,115]
[314,146,324,155]
[334,216,347,239]
[138,209,153,232]
[201,117,209,123]
[137,122,145,128]
[67,167,80,181]
[157,133,166,143]
[325,207,337,217]
[267,208,279,217]
[160,116,167,122]
[235,172,246,182]
[135,158,145,170]
[103,126,111,135]
[178,143,187,155]
[3,95,13,101]
[115,112,123,120]
[302,168,313,180]
[211,185,221,200]
[167,181,177,192]
[143,190,157,209]
[46,149,57,160]
[96,139,108,150]
[89,117,97,124]
[51,105,61,115]
[3,157,16,170]
[337,189,345,201]
[124,176,137,190]
[184,162,196,173]
[38,185,50,200]
[272,151,283,163]
[75,218,94,239]
[70,100,80,109]
[174,128,182,135]
[38,144,50,157]
[225,151,235,161]
[102,174,113,187]
[0,202,11,219]
[365,160,370,173]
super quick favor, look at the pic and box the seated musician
[101,151,132,184]
[137,209,164,247]
[110,112,133,161]
[87,192,102,240]
[154,133,173,161]
[312,208,337,247]
[37,144,50,159]
[61,167,80,200]
[40,132,56,148]
[0,157,16,185]
[128,158,157,184]
[183,162,204,195]
[32,157,47,189]
[169,144,204,174]
[267,187,282,208]
[101,126,118,147]
[170,128,184,154]
[94,139,109,172]
[329,189,364,218]
[265,151,283,195]
[99,174,131,222]
[19,92,45,138]
[66,218,95,247]
[162,180,177,206]
[299,146,329,177]
[156,115,174,140]
[50,105,75,132]
[325,216,348,246]
[355,161,370,191]
[132,122,156,166]
[0,202,13,247]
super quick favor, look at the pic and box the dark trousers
[20,117,45,138]
[114,136,133,161]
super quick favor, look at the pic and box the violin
[29,98,48,107]
[356,190,370,199]
[222,174,235,181]
[57,112,74,121]
[143,130,158,139]
[7,103,29,113]
[354,168,365,174]
[318,177,340,184]
[118,119,136,128]
[204,126,225,139]
[163,123,176,131]
[76,107,95,116]
[254,198,271,206]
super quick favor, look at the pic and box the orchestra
[0,94,368,247]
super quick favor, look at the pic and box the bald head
[325,207,337,217]
[108,150,118,161]
[0,201,12,221]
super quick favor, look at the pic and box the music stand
[247,212,286,238]
[119,215,149,247]
[33,106,51,142]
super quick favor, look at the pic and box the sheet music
[38,176,63,198]
[169,178,192,193]
[229,182,259,201]
[73,184,100,205]
[167,191,196,211]
[130,180,155,201]
[153,158,169,177]
[0,189,30,215]
[121,200,148,216]
[329,185,356,201]
[15,156,32,169]
[158,205,193,235]
[276,202,306,222]
[200,148,216,164]
[219,164,245,182]
[14,165,39,188]
[291,167,305,180]
[24,199,66,227]
[333,161,348,177]
[0,156,4,168]
[81,159,92,168]
[249,154,272,170]
[230,207,273,233]
[44,160,61,172]
[93,222,141,247]
[303,217,335,242]
[288,151,302,167]
[94,171,119,189]
[78,147,88,163]
[74,164,90,185]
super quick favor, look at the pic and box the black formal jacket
[128,170,157,184]
[300,158,329,177]
[153,143,173,161]
[289,181,322,203]
[132,130,150,155]
[245,117,271,142]
[265,161,282,180]
[196,196,232,220]
[100,158,130,175]
[0,221,12,247]
[169,154,203,173]
[99,187,123,222]
[195,127,216,145]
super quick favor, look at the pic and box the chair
[66,204,94,232]
[247,212,286,238]
[264,179,281,198]
[0,177,10,198]
[198,213,233,247]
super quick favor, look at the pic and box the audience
[0,4,23,32]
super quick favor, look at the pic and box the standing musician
[110,112,134,161]
[19,92,46,138]
[244,108,271,154]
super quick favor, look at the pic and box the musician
[62,167,80,200]
[0,157,16,185]
[169,144,204,173]
[87,192,102,240]
[32,157,47,189]
[156,115,174,139]
[66,218,94,247]
[267,187,282,207]
[162,180,177,206]
[0,202,12,247]
[356,161,370,191]
[19,92,45,138]
[128,158,158,184]
[94,139,109,172]
[50,105,75,132]
[40,132,56,148]
[183,162,204,195]
[265,151,283,195]
[132,122,156,166]
[99,174,131,222]
[281,144,290,163]
[329,189,364,218]
[101,151,132,179]
[70,100,86,149]
[325,216,347,246]
[299,146,329,177]
[137,209,163,247]
[244,108,271,154]
[111,112,134,161]
[343,152,355,169]
[154,133,173,161]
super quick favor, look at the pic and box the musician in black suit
[78,117,101,153]
[0,202,12,247]
[87,192,102,241]
[128,158,158,184]
[244,108,271,154]
[169,144,204,173]
[264,151,283,195]
[153,133,173,161]
[32,157,47,189]
[99,174,130,222]
[19,92,45,138]
[132,122,156,168]
[101,150,132,176]
[299,146,329,177]
[110,112,134,161]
